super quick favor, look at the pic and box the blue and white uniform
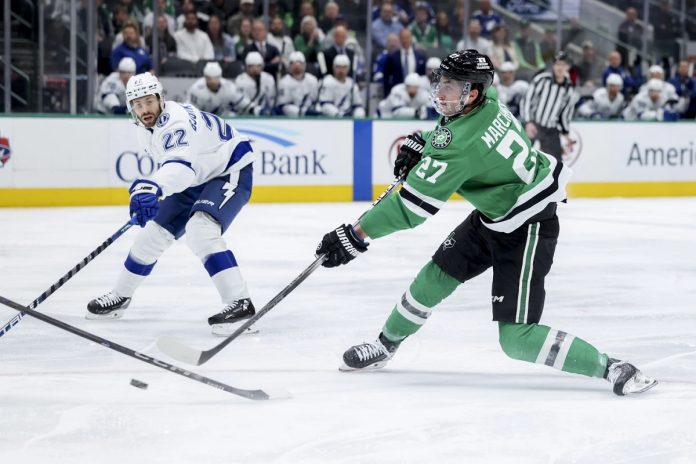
[108,73,255,318]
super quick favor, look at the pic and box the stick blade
[157,335,204,365]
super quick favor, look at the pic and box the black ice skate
[208,298,258,336]
[605,358,658,396]
[86,292,131,319]
[340,333,401,371]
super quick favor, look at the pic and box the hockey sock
[204,250,250,303]
[498,321,609,378]
[382,261,460,342]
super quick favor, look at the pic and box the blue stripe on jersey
[225,140,253,170]
[204,250,238,277]
[124,254,157,276]
[162,159,195,172]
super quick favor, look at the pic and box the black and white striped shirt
[520,71,578,134]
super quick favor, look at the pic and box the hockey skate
[605,358,658,396]
[86,292,131,319]
[340,333,401,371]
[208,298,258,336]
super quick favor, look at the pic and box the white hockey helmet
[647,78,664,92]
[289,51,306,64]
[333,54,350,69]
[606,73,623,88]
[404,72,421,87]
[203,61,223,78]
[648,64,665,77]
[126,72,165,124]
[118,57,136,73]
[426,57,441,70]
[499,61,516,73]
[245,51,264,67]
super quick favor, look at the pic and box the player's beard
[139,111,158,127]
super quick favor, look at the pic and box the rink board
[1,116,695,206]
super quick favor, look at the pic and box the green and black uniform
[359,87,609,379]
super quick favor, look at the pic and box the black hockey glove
[316,224,368,268]
[394,132,426,178]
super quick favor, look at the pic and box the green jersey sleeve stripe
[399,188,440,217]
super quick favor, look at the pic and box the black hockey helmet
[431,49,495,116]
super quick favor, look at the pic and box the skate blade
[338,360,388,372]
[211,323,259,337]
[623,377,658,395]
[85,310,125,320]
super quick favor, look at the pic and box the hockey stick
[157,175,406,366]
[0,295,288,401]
[0,219,136,339]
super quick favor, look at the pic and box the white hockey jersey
[95,73,128,114]
[622,93,668,121]
[318,75,365,117]
[496,80,529,117]
[377,83,430,119]
[634,83,687,114]
[577,87,625,119]
[135,101,254,197]
[187,77,250,116]
[234,72,277,115]
[276,73,320,116]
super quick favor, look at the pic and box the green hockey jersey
[361,87,572,238]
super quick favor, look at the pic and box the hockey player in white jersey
[87,72,257,336]
[187,62,252,117]
[577,73,625,119]
[95,57,136,114]
[494,61,528,117]
[420,57,441,89]
[377,72,431,119]
[318,54,365,117]
[275,51,320,116]
[235,51,276,116]
[623,78,681,121]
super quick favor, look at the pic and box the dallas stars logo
[431,127,452,149]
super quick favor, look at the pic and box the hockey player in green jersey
[315,50,657,396]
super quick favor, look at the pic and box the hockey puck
[130,378,148,390]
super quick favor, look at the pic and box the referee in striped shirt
[520,51,578,162]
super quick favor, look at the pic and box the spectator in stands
[472,0,502,38]
[456,20,491,57]
[95,57,136,114]
[175,10,214,63]
[383,28,426,95]
[232,18,253,59]
[142,0,175,36]
[373,33,400,84]
[495,61,528,117]
[512,19,544,82]
[294,15,324,64]
[111,5,129,36]
[320,25,355,77]
[292,1,317,36]
[668,60,696,118]
[410,1,437,50]
[575,41,603,88]
[318,54,365,117]
[235,51,277,115]
[616,7,643,68]
[176,0,209,31]
[207,14,236,62]
[652,0,681,70]
[319,1,340,33]
[322,16,365,73]
[276,51,320,116]
[378,72,431,119]
[146,14,177,66]
[577,73,625,119]
[623,79,677,121]
[227,0,255,36]
[540,27,557,67]
[489,24,518,70]
[372,2,404,49]
[268,16,296,70]
[111,21,152,73]
[120,0,146,25]
[602,51,636,96]
[243,20,282,77]
[187,61,251,116]
[433,10,453,50]
[203,0,235,23]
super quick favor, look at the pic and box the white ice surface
[0,199,695,464]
